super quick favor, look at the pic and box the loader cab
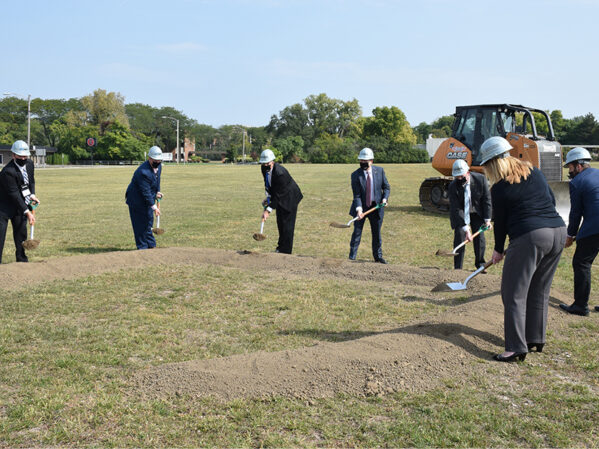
[452,106,512,165]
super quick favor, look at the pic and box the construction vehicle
[419,104,570,221]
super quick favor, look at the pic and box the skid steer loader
[419,104,570,221]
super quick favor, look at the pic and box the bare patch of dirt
[1,247,581,401]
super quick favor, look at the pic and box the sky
[2,0,599,128]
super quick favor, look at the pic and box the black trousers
[349,209,383,261]
[0,213,28,264]
[573,233,599,308]
[275,204,298,254]
[453,214,486,269]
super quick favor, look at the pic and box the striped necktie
[22,166,29,185]
[464,183,470,226]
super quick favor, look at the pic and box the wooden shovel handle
[360,204,382,219]
[453,228,484,253]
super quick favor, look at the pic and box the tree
[362,106,417,145]
[274,136,304,162]
[80,89,129,128]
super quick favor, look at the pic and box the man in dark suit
[0,140,39,264]
[448,159,492,270]
[260,149,303,254]
[126,146,163,250]
[349,148,390,263]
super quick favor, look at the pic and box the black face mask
[261,164,271,175]
[459,177,468,185]
[151,161,161,169]
[15,158,27,167]
[568,170,577,180]
[360,162,369,170]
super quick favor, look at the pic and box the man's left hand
[262,210,270,220]
[565,236,575,248]
[156,192,163,199]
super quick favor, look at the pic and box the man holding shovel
[448,159,492,270]
[0,140,39,263]
[125,146,163,250]
[260,149,303,254]
[349,148,390,263]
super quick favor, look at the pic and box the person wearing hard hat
[0,140,39,263]
[259,149,303,254]
[125,146,164,249]
[480,136,566,362]
[349,148,390,263]
[559,147,599,316]
[447,159,492,270]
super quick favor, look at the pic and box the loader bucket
[548,181,571,225]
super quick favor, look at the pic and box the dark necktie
[366,171,372,206]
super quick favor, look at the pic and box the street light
[233,126,247,163]
[161,116,180,164]
[3,92,31,148]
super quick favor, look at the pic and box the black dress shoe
[595,306,599,312]
[493,352,527,362]
[527,343,544,353]
[375,258,387,264]
[559,303,589,316]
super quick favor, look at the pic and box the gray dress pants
[501,227,566,353]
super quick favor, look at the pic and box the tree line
[1,90,598,164]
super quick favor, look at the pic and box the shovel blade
[435,249,457,257]
[329,222,350,228]
[152,228,165,235]
[22,239,40,250]
[445,282,466,291]
[253,233,267,241]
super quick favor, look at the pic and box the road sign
[86,137,97,147]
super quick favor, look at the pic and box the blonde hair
[483,156,532,185]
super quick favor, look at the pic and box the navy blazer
[0,159,35,218]
[448,171,492,230]
[125,160,162,209]
[349,165,390,218]
[567,167,599,240]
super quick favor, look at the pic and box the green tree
[273,136,304,162]
[362,106,417,145]
[81,89,130,128]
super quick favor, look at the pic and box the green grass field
[0,163,597,447]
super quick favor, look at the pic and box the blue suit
[125,160,162,249]
[348,165,390,260]
[567,167,599,308]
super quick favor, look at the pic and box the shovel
[435,224,491,257]
[253,219,267,241]
[432,259,494,292]
[152,198,165,235]
[22,202,40,250]
[330,203,385,228]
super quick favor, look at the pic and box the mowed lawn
[0,163,597,447]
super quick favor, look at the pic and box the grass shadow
[402,290,501,307]
[65,246,131,254]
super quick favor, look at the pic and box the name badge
[21,186,31,198]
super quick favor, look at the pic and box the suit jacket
[567,166,599,240]
[265,163,303,212]
[0,159,35,218]
[448,171,492,230]
[125,160,162,209]
[349,165,390,218]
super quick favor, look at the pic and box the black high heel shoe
[527,343,544,353]
[493,352,527,362]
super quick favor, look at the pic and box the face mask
[460,177,468,185]
[261,164,271,175]
[568,170,577,180]
[360,162,369,170]
[15,158,27,167]
[151,161,161,169]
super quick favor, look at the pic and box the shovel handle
[359,203,384,219]
[452,224,491,253]
[260,220,264,234]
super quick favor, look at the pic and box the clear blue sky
[3,0,598,128]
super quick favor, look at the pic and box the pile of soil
[1,247,578,401]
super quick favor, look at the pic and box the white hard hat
[358,147,374,160]
[259,149,275,163]
[148,146,163,160]
[564,147,591,167]
[452,159,469,177]
[11,140,30,157]
[479,136,512,165]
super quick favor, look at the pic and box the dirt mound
[1,247,576,402]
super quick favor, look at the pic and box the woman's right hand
[491,250,504,264]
